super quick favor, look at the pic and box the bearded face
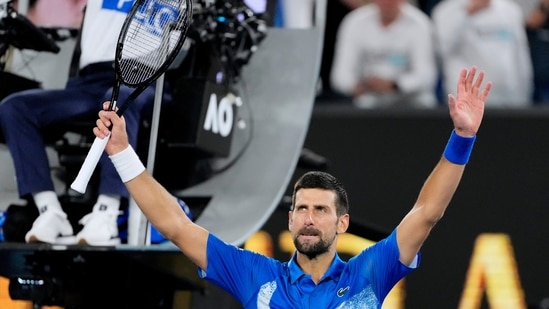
[293,225,338,260]
[289,188,347,260]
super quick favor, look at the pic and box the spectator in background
[275,0,370,102]
[521,0,549,104]
[432,0,533,107]
[318,0,368,102]
[330,0,438,108]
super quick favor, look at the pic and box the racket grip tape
[70,135,111,194]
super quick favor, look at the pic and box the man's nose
[304,211,314,225]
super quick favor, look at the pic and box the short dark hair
[291,171,349,216]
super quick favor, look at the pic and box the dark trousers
[0,62,172,199]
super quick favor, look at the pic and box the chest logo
[337,286,350,297]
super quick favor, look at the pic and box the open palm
[448,66,492,137]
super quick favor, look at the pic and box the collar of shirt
[287,251,347,285]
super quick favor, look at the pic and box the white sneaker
[25,209,76,245]
[75,208,121,246]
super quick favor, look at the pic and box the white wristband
[109,146,146,183]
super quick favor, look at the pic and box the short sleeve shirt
[198,229,419,308]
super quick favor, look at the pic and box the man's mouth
[299,230,320,239]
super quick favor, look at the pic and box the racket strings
[118,0,192,86]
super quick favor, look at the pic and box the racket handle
[70,135,110,194]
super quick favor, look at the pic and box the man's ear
[288,210,293,231]
[337,214,350,234]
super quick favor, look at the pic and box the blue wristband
[443,130,476,165]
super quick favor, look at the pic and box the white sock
[93,194,121,212]
[32,191,62,214]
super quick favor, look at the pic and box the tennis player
[93,65,491,308]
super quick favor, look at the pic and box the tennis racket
[71,0,193,194]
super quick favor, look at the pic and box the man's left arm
[395,66,491,265]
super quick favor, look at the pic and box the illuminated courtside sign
[196,81,238,157]
[203,92,236,138]
[458,234,526,309]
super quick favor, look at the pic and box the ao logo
[203,93,240,137]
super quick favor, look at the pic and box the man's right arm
[94,104,209,270]
[125,168,209,270]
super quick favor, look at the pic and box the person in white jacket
[432,0,534,107]
[330,0,438,108]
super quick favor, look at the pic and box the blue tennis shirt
[199,229,419,308]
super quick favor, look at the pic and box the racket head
[114,0,193,87]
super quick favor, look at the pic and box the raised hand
[448,66,492,137]
[93,102,130,156]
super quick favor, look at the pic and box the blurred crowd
[314,0,549,108]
